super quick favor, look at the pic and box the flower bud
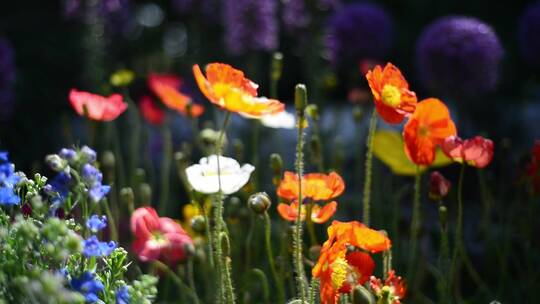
[351,285,375,304]
[101,150,116,171]
[429,171,451,201]
[190,215,206,234]
[270,153,283,174]
[270,52,283,81]
[139,182,152,203]
[247,192,272,214]
[439,205,448,228]
[305,104,319,121]
[110,69,135,87]
[79,146,97,164]
[120,187,135,211]
[45,155,67,172]
[294,84,308,116]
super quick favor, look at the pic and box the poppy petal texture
[403,98,457,166]
[276,171,345,201]
[442,135,494,168]
[276,201,337,224]
[139,96,165,125]
[366,63,417,124]
[193,63,285,117]
[148,73,204,117]
[69,89,127,121]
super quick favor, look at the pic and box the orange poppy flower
[313,221,391,304]
[277,201,337,223]
[403,98,457,166]
[369,270,407,304]
[192,63,285,117]
[276,171,345,201]
[442,135,494,168]
[148,73,204,117]
[366,63,417,124]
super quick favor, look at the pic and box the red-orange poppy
[139,96,165,125]
[369,270,407,304]
[69,89,128,121]
[403,98,457,166]
[148,73,204,117]
[277,200,337,223]
[313,221,391,304]
[366,63,417,124]
[442,135,494,168]
[276,171,345,201]
[193,63,284,117]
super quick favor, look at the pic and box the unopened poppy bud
[353,106,364,123]
[271,52,283,81]
[429,171,451,201]
[247,192,272,214]
[295,84,308,116]
[305,104,319,121]
[200,128,219,146]
[45,155,67,172]
[190,215,206,233]
[270,153,283,174]
[309,245,321,261]
[101,150,116,171]
[120,187,135,211]
[110,69,135,87]
[135,168,146,182]
[439,205,448,228]
[139,182,152,203]
[352,285,375,304]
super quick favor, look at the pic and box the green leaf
[372,130,453,176]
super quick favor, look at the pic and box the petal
[345,251,375,285]
[277,203,298,221]
[130,207,160,238]
[312,201,338,224]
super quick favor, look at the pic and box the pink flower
[442,136,494,168]
[130,207,193,263]
[69,89,127,121]
[429,171,451,200]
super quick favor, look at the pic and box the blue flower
[82,164,110,203]
[86,215,107,233]
[89,185,111,203]
[82,235,117,257]
[0,151,20,206]
[59,148,77,163]
[116,285,130,304]
[70,271,104,303]
[46,171,71,206]
[80,146,97,164]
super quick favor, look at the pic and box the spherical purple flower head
[325,3,393,67]
[223,0,278,55]
[519,1,540,68]
[416,16,503,97]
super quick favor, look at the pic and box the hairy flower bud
[247,192,272,214]
[190,215,206,234]
[295,84,308,116]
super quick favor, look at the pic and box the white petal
[260,111,296,129]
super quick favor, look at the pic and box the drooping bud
[190,215,206,234]
[247,192,272,214]
[429,171,451,201]
[351,285,375,304]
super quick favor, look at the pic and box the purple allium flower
[416,16,504,97]
[282,0,311,34]
[325,3,393,67]
[223,0,278,55]
[82,235,117,257]
[69,271,104,303]
[519,1,540,68]
[86,215,108,233]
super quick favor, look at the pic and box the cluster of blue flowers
[82,163,111,203]
[82,214,117,257]
[0,151,20,206]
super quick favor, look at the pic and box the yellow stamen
[331,258,348,290]
[381,85,401,107]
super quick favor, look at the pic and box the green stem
[264,212,286,303]
[158,123,172,215]
[305,202,318,246]
[362,110,378,226]
[451,164,465,297]
[309,278,320,304]
[407,168,422,284]
[294,113,307,303]
[245,214,255,270]
[438,202,450,304]
[251,120,261,189]
[153,261,200,304]
[102,198,118,241]
[197,199,214,268]
[251,268,270,304]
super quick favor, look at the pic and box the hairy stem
[362,110,378,226]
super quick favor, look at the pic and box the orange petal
[312,201,338,224]
[277,203,298,222]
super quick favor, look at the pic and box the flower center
[331,258,348,289]
[418,125,430,138]
[381,85,401,107]
[151,231,168,246]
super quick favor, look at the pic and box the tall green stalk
[362,110,378,226]
[264,212,286,303]
[293,84,308,303]
[407,168,422,285]
[158,122,172,215]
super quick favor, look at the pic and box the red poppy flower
[442,136,494,168]
[313,221,391,304]
[276,171,345,202]
[366,63,417,124]
[139,96,165,125]
[429,171,451,200]
[369,270,407,304]
[193,63,285,118]
[277,200,337,223]
[148,73,204,117]
[130,207,193,263]
[69,89,127,121]
[403,98,457,166]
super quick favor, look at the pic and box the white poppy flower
[260,111,296,129]
[185,155,255,195]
